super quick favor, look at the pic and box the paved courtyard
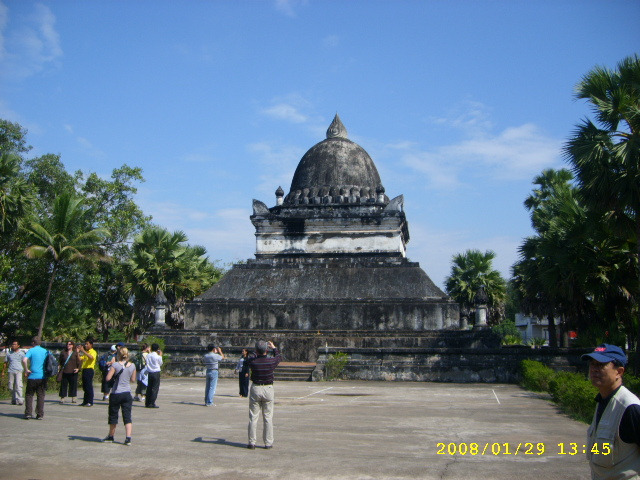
[0,378,590,480]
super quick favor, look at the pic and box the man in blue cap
[582,344,640,479]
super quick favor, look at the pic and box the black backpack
[43,349,58,378]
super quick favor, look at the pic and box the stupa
[183,115,460,360]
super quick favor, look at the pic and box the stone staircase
[274,362,316,381]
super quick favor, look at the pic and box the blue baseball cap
[581,344,627,366]
[116,342,125,347]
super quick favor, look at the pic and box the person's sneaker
[84,403,93,407]
[133,396,140,402]
[124,437,132,446]
[35,415,43,420]
[247,444,255,450]
[11,400,16,405]
[102,435,114,443]
[264,445,273,449]
[59,399,64,404]
[24,415,32,420]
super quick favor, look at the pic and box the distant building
[515,313,550,344]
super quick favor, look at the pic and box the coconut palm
[24,193,109,339]
[445,249,506,323]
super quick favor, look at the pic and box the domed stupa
[184,115,460,362]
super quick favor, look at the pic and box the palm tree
[127,226,220,329]
[0,152,33,240]
[565,54,640,359]
[445,249,507,323]
[24,193,109,339]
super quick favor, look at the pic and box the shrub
[492,320,521,344]
[142,335,165,351]
[325,352,349,380]
[625,373,640,397]
[548,371,597,423]
[527,337,546,347]
[520,359,555,392]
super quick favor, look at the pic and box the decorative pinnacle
[326,113,348,139]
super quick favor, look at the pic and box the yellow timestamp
[435,442,612,456]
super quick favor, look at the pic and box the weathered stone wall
[43,341,589,383]
[187,299,460,333]
[313,346,589,383]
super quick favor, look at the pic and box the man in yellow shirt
[77,339,96,407]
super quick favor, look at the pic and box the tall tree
[24,193,109,339]
[445,249,506,324]
[565,54,640,357]
[127,227,221,330]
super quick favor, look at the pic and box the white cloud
[402,103,562,189]
[407,223,522,289]
[0,2,62,80]
[248,141,302,199]
[323,35,339,48]
[274,0,307,17]
[140,202,255,265]
[431,100,494,136]
[261,103,308,123]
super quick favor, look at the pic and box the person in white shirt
[144,343,163,408]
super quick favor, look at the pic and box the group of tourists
[7,337,637,477]
[2,337,281,451]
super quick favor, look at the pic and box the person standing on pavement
[144,343,163,408]
[2,340,25,405]
[58,340,82,404]
[134,343,150,402]
[203,344,224,406]
[582,344,640,479]
[102,347,136,446]
[246,340,281,450]
[100,344,117,400]
[22,337,47,420]
[235,348,250,397]
[77,338,97,407]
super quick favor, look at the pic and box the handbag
[56,351,73,382]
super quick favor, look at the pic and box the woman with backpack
[102,347,136,446]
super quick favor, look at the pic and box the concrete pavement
[0,378,590,480]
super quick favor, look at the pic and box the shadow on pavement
[68,435,103,443]
[192,436,247,449]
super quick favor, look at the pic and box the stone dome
[284,114,386,205]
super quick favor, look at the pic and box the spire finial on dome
[326,113,348,139]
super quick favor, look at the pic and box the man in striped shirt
[246,340,281,450]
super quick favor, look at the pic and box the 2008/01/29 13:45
[436,442,612,456]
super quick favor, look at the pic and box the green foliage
[513,56,640,351]
[528,337,547,347]
[0,118,218,342]
[491,319,520,340]
[501,334,522,346]
[142,335,166,352]
[520,359,555,391]
[548,372,598,423]
[445,249,507,324]
[520,360,597,423]
[325,352,349,380]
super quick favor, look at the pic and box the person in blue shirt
[22,337,48,420]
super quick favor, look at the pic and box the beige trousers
[248,384,274,446]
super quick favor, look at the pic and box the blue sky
[1,0,638,289]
